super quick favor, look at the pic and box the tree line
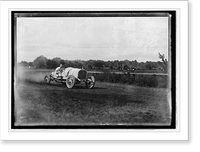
[18,53,168,72]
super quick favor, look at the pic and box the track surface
[15,80,171,126]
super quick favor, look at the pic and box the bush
[135,76,158,88]
[92,72,167,88]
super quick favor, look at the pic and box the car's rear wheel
[66,75,75,89]
[44,75,51,84]
[86,76,95,89]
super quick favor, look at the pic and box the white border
[0,1,188,140]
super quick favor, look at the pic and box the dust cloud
[16,66,53,83]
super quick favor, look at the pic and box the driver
[55,64,63,78]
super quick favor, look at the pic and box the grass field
[14,68,171,126]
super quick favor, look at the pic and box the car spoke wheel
[66,75,75,89]
[44,75,51,84]
[86,76,95,89]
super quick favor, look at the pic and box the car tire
[66,75,75,89]
[44,75,51,84]
[86,76,95,89]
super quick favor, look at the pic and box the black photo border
[11,11,176,129]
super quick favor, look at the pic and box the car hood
[62,67,81,78]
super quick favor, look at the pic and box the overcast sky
[17,17,168,62]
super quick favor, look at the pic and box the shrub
[93,72,167,88]
[135,75,158,88]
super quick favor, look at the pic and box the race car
[44,67,95,89]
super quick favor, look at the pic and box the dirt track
[14,79,171,126]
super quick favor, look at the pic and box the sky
[17,17,168,62]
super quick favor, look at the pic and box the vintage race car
[44,67,95,89]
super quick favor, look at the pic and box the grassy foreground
[14,80,171,126]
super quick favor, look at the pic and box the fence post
[133,74,136,83]
[154,74,158,86]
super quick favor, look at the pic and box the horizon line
[17,59,163,63]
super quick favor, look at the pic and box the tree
[52,57,62,67]
[19,61,29,67]
[46,59,56,69]
[113,60,122,70]
[94,60,104,70]
[158,53,168,72]
[33,55,48,68]
[145,61,152,70]
[85,60,95,70]
[107,61,114,70]
[28,62,33,67]
[123,64,129,71]
[60,59,65,65]
[73,60,83,68]
[87,64,93,70]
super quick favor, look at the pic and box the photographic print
[12,11,176,129]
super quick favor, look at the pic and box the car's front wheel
[66,75,75,89]
[86,76,95,89]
